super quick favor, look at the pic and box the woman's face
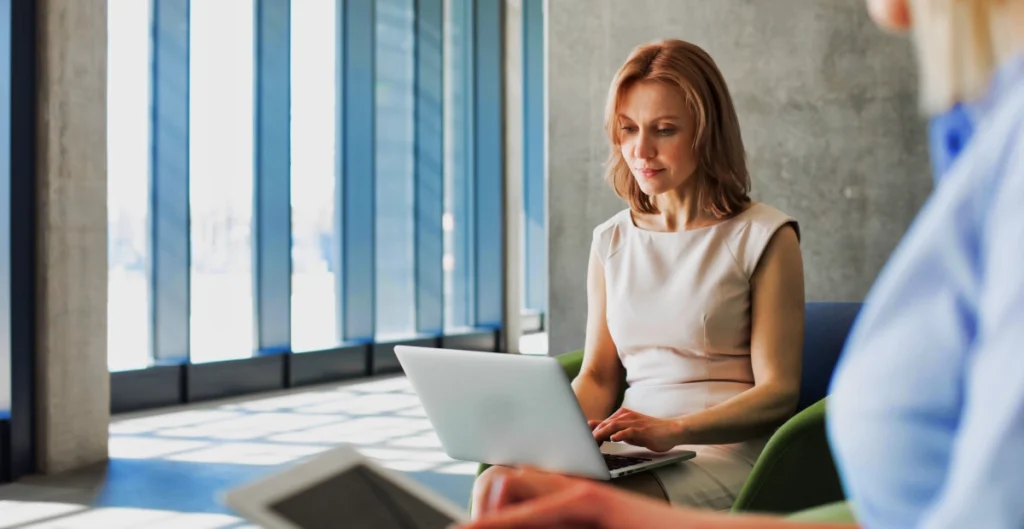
[617,80,699,197]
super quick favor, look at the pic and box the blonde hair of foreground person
[458,1,1024,528]
[870,0,1024,114]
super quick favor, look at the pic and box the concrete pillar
[35,0,108,474]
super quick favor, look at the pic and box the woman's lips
[637,168,664,178]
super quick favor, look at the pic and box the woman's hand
[591,408,684,452]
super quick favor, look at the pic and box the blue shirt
[827,53,1024,529]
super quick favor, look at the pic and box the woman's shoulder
[590,209,631,263]
[731,202,800,242]
[725,202,800,278]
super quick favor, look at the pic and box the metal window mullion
[252,0,291,355]
[472,0,503,328]
[414,0,444,335]
[150,0,191,365]
[339,0,376,343]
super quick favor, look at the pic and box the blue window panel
[0,0,11,415]
[150,0,190,364]
[338,0,376,342]
[4,0,38,480]
[374,0,416,339]
[414,0,444,335]
[253,0,291,354]
[291,0,338,352]
[472,0,503,328]
[443,0,473,330]
[522,0,546,314]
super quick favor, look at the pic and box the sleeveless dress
[591,202,799,510]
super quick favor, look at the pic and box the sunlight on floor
[109,376,475,475]
[0,503,251,529]
[1,374,479,528]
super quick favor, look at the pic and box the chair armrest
[731,398,845,515]
[786,501,857,524]
[555,349,585,381]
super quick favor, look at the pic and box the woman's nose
[633,132,655,159]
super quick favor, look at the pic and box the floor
[0,374,480,528]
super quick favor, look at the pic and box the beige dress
[592,202,798,510]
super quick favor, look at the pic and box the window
[189,0,255,363]
[443,0,472,331]
[104,0,504,412]
[107,0,152,371]
[375,0,417,339]
[291,0,338,352]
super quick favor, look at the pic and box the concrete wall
[35,0,109,473]
[546,0,932,355]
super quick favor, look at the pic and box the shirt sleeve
[918,136,1024,529]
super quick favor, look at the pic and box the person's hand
[460,467,704,529]
[591,408,683,452]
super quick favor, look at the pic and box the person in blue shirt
[457,0,1024,527]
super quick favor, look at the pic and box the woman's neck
[650,182,710,231]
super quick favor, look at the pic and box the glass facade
[103,0,527,384]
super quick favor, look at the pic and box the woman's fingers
[591,419,625,443]
[609,427,637,444]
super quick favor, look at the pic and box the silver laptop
[393,346,695,480]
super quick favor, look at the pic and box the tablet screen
[267,463,458,529]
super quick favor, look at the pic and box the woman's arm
[672,224,805,444]
[593,225,804,448]
[571,245,625,423]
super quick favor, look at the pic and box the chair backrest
[797,302,862,412]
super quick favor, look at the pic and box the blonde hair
[909,0,1005,114]
[604,39,750,219]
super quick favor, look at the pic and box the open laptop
[393,345,695,480]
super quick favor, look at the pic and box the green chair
[730,398,845,515]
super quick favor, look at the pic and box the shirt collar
[928,52,1024,184]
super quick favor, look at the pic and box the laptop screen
[267,463,457,529]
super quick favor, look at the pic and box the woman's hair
[604,39,750,219]
[909,0,1006,114]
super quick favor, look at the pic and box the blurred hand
[462,468,826,529]
[462,467,694,529]
[591,408,683,453]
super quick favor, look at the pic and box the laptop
[393,345,695,480]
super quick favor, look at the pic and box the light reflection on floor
[0,375,476,528]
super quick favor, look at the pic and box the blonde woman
[462,0,1024,527]
[473,39,806,510]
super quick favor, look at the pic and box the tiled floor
[0,375,477,528]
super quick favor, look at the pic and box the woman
[473,39,806,510]
[462,0,1024,527]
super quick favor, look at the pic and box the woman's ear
[867,0,913,32]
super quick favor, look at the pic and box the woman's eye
[657,128,676,136]
[621,126,638,133]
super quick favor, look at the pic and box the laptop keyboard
[603,454,652,471]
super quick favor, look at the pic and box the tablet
[221,444,470,529]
